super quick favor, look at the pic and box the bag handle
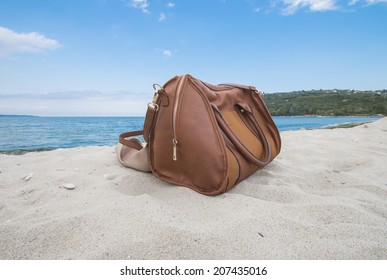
[212,104,271,167]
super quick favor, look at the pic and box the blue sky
[0,0,386,116]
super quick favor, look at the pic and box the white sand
[0,118,386,260]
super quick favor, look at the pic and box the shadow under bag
[117,74,281,195]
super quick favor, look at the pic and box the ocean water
[0,115,382,153]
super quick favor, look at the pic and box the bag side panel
[192,77,281,182]
[150,76,229,195]
[251,94,282,157]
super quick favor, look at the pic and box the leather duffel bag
[116,74,281,195]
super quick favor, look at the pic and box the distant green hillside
[264,89,387,116]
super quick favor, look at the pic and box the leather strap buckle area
[147,102,159,111]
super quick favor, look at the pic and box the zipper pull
[172,139,178,161]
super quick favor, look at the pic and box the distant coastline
[265,89,387,116]
[0,114,37,118]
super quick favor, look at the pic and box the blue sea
[0,115,382,153]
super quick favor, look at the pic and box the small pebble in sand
[22,172,34,181]
[104,174,115,180]
[61,183,76,190]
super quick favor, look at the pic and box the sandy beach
[0,118,386,260]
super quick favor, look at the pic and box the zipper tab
[171,75,187,162]
[172,139,178,161]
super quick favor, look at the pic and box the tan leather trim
[226,147,240,190]
[223,110,263,157]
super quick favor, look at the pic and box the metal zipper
[172,74,187,161]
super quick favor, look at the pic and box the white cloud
[0,26,60,58]
[348,0,387,6]
[159,12,166,22]
[281,0,338,15]
[166,2,175,8]
[125,0,150,13]
[348,0,359,5]
[366,0,387,4]
[162,49,172,58]
[278,0,387,14]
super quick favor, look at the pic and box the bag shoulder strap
[117,87,163,172]
[118,105,157,148]
[119,130,143,148]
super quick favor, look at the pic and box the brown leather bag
[117,74,281,195]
